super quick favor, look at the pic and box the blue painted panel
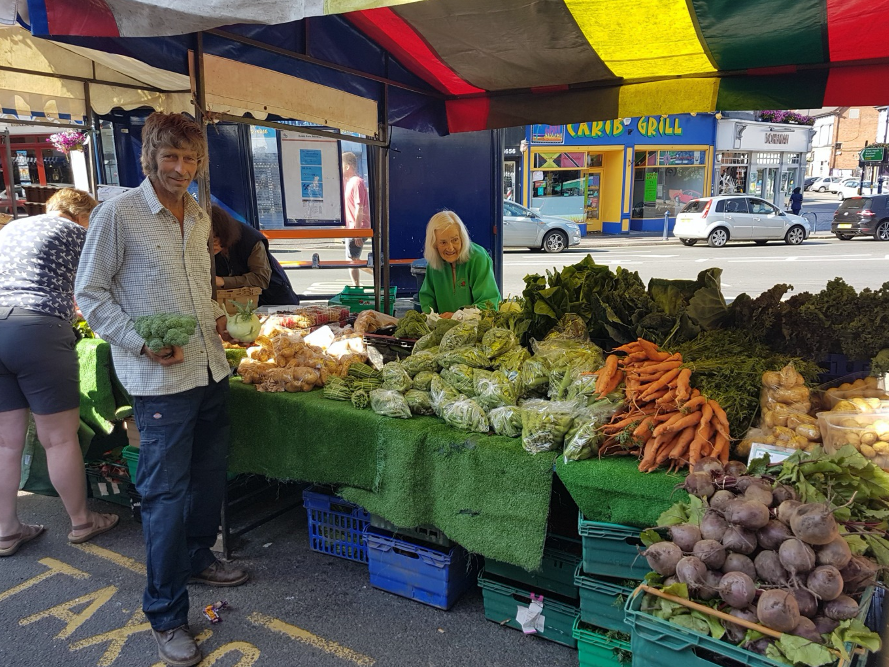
[601,221,625,235]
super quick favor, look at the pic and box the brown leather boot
[152,625,201,667]
[188,560,249,587]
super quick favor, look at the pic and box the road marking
[69,610,152,667]
[0,557,89,603]
[72,543,146,575]
[727,256,888,263]
[248,611,375,666]
[20,585,117,639]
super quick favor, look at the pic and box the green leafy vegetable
[393,310,431,339]
[765,634,833,667]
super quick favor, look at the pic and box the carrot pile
[596,338,732,473]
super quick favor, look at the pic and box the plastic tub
[302,486,370,564]
[573,616,631,667]
[816,410,889,470]
[578,513,647,580]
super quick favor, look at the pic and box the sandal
[0,523,46,557]
[68,513,120,544]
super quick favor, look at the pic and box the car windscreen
[837,197,873,211]
[681,199,709,213]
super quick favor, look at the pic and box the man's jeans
[133,374,230,632]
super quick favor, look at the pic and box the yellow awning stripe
[565,0,717,79]
[617,77,720,119]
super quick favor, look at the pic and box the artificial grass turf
[76,338,119,435]
[227,380,379,490]
[340,420,558,571]
[555,456,689,528]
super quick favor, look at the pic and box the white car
[810,176,841,192]
[503,200,582,253]
[674,195,810,247]
[836,180,880,200]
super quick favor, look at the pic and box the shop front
[715,119,813,209]
[523,113,716,234]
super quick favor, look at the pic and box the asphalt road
[0,488,576,667]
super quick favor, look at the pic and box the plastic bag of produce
[441,396,489,433]
[441,364,476,396]
[369,389,412,419]
[412,370,435,391]
[475,370,519,411]
[381,362,412,393]
[496,347,531,373]
[436,346,490,369]
[488,405,523,438]
[404,389,435,415]
[393,310,431,339]
[564,370,600,402]
[519,356,550,396]
[533,338,604,374]
[562,397,623,461]
[482,327,518,359]
[520,399,575,454]
[439,322,478,353]
[433,317,460,340]
[413,332,438,352]
[401,350,438,377]
[430,374,459,416]
[544,313,589,342]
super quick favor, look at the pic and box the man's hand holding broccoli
[134,313,197,366]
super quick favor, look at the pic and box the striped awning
[10,0,889,133]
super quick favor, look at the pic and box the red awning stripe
[346,8,483,97]
[826,0,889,62]
[41,0,121,37]
[824,64,889,105]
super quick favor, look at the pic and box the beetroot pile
[644,456,882,662]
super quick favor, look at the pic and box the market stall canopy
[5,0,889,133]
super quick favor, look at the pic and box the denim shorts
[0,307,79,414]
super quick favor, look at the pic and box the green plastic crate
[578,513,647,580]
[574,617,632,667]
[121,445,139,482]
[477,571,578,648]
[329,286,397,314]
[485,536,581,600]
[625,587,874,667]
[574,563,634,633]
[86,468,132,507]
[369,514,453,548]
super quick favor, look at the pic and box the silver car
[673,196,810,247]
[503,200,581,253]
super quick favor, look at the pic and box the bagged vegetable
[401,351,438,377]
[439,322,478,353]
[404,389,435,415]
[564,370,599,402]
[436,346,490,369]
[393,310,431,339]
[475,370,519,411]
[482,327,518,359]
[413,332,438,352]
[520,399,575,454]
[441,396,489,433]
[520,356,550,396]
[563,397,623,461]
[381,362,412,393]
[496,347,531,373]
[430,374,460,415]
[412,371,435,391]
[488,406,523,438]
[433,317,461,340]
[441,364,476,396]
[369,389,412,419]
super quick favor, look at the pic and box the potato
[865,376,880,388]
[861,431,879,446]
[880,433,889,444]
[842,418,861,428]
[873,442,889,455]
[866,398,882,409]
[874,420,889,438]
[763,371,783,389]
[833,400,859,413]
[839,382,854,391]
[796,425,821,441]
[861,444,877,458]
[851,398,873,413]
[846,433,861,446]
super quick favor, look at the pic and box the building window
[754,152,781,165]
[532,170,583,197]
[632,150,707,218]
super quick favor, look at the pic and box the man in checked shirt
[76,112,247,667]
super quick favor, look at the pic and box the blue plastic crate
[302,486,370,564]
[366,527,477,609]
[578,513,647,580]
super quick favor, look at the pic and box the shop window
[587,153,603,168]
[755,152,781,165]
[532,170,583,197]
[632,150,706,218]
[720,152,749,166]
[533,152,586,169]
[718,166,747,194]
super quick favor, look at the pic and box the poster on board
[280,131,342,225]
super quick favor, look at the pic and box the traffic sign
[860,146,885,162]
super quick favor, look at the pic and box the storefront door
[583,170,602,224]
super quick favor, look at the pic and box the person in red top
[342,152,370,286]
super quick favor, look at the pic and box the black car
[831,195,889,240]
[803,176,818,191]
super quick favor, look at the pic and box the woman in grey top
[0,188,118,556]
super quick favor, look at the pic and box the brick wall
[834,107,881,172]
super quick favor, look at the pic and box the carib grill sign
[567,116,684,139]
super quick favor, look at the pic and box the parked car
[809,176,841,192]
[831,195,889,240]
[673,195,810,247]
[803,176,818,190]
[836,180,880,200]
[503,200,582,253]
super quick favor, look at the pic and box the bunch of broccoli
[134,313,197,352]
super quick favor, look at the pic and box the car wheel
[785,225,806,245]
[818,186,827,192]
[679,238,698,246]
[837,192,844,201]
[754,239,768,245]
[836,234,853,241]
[542,230,568,253]
[707,228,729,248]
[874,220,889,241]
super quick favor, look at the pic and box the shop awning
[7,0,889,133]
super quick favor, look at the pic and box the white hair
[423,210,471,271]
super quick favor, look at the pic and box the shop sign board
[860,146,886,162]
[644,172,658,202]
[529,113,715,147]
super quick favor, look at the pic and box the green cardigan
[418,242,501,314]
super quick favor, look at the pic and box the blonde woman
[0,188,119,557]
[418,211,500,317]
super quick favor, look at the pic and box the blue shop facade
[520,113,718,234]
